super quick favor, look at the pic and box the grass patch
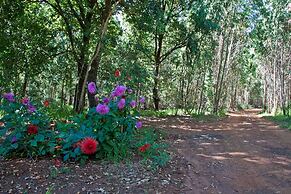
[265,115,291,130]
[140,109,186,117]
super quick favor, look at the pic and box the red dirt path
[145,109,291,193]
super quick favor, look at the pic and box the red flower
[27,124,38,135]
[138,143,151,152]
[80,137,98,155]
[114,69,121,77]
[43,100,49,107]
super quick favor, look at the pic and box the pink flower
[130,100,136,108]
[139,97,145,104]
[3,92,15,102]
[118,98,126,109]
[136,121,142,129]
[96,104,110,115]
[88,82,97,94]
[21,97,30,105]
[127,88,133,94]
[28,104,36,113]
[110,91,116,98]
[103,97,110,104]
[113,85,127,97]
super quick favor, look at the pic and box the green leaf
[64,154,70,161]
[30,140,37,147]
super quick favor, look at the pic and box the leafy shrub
[0,94,57,158]
[134,128,170,169]
[0,86,169,167]
[265,115,291,130]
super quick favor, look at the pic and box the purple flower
[118,98,126,110]
[113,85,127,97]
[3,92,15,102]
[88,82,97,94]
[139,97,145,104]
[103,97,110,104]
[96,104,110,115]
[11,136,17,144]
[127,88,133,94]
[110,91,116,98]
[135,121,142,129]
[28,104,36,113]
[95,97,99,102]
[130,100,137,108]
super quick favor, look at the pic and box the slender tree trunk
[213,32,225,114]
[153,34,163,110]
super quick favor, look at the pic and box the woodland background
[0,0,290,116]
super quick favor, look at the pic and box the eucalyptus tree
[251,0,291,114]
[125,0,216,110]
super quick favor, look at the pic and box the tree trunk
[153,34,164,110]
[21,71,28,97]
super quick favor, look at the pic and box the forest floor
[1,109,291,193]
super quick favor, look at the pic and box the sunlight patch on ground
[216,152,249,156]
[197,154,229,160]
[243,157,270,165]
[199,143,221,146]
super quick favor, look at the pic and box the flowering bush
[57,84,144,162]
[0,85,169,167]
[0,95,57,157]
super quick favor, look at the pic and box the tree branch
[67,0,85,29]
[160,41,186,63]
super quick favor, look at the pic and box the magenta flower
[136,121,142,129]
[103,97,110,104]
[21,97,30,105]
[139,97,145,104]
[3,92,15,102]
[118,98,126,110]
[11,136,17,144]
[28,104,36,113]
[88,82,97,94]
[113,85,127,97]
[130,100,137,108]
[96,104,110,115]
[110,91,116,98]
[127,88,133,94]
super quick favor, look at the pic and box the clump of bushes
[0,84,170,167]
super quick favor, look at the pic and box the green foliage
[49,166,70,179]
[134,128,170,170]
[45,102,75,121]
[265,115,291,130]
[0,96,56,158]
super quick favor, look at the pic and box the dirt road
[147,109,291,193]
